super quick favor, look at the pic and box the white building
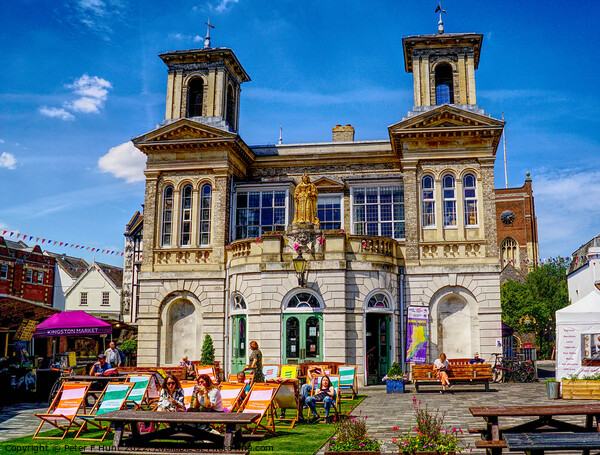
[567,235,600,303]
[44,252,89,311]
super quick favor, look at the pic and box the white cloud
[532,168,600,257]
[98,141,146,183]
[39,106,75,120]
[168,33,204,44]
[0,139,5,143]
[74,0,126,36]
[193,35,203,43]
[214,0,238,13]
[0,152,17,170]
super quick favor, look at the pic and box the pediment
[133,118,236,145]
[313,176,345,192]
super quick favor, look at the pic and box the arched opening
[187,78,204,117]
[435,63,454,105]
[442,174,456,227]
[500,237,519,266]
[463,174,478,225]
[364,291,393,384]
[161,186,174,247]
[180,184,192,246]
[166,299,197,364]
[437,293,471,358]
[199,183,212,246]
[230,294,247,374]
[421,175,435,227]
[225,86,236,127]
[282,290,324,364]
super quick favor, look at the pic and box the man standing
[104,341,122,367]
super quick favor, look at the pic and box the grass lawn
[0,395,365,455]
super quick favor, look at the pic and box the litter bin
[545,380,560,399]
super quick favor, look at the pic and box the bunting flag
[0,230,124,256]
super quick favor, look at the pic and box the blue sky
[0,0,599,267]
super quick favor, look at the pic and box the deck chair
[195,365,218,385]
[338,365,358,400]
[219,382,246,412]
[180,380,197,410]
[74,381,134,441]
[124,374,152,409]
[279,365,298,379]
[238,383,280,435]
[263,365,279,381]
[272,379,299,429]
[227,373,254,393]
[311,374,341,421]
[34,381,91,439]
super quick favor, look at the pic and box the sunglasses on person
[166,381,176,385]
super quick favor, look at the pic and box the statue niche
[292,173,320,225]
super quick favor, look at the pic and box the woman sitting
[157,374,185,412]
[434,352,452,394]
[191,374,224,412]
[305,375,335,424]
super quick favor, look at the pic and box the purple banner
[406,306,429,363]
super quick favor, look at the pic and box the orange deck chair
[219,382,246,412]
[34,381,91,439]
[195,365,218,385]
[238,383,280,435]
[180,380,197,410]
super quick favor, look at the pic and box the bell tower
[159,45,250,133]
[403,32,482,109]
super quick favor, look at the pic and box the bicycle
[490,353,530,383]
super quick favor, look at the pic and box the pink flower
[392,438,397,443]
[294,243,300,251]
[317,236,324,245]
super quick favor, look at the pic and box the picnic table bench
[411,362,492,392]
[503,432,600,454]
[81,410,260,454]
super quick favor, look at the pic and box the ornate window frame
[442,173,457,228]
[282,289,324,313]
[161,185,174,247]
[421,175,436,228]
[463,173,478,226]
[199,183,212,246]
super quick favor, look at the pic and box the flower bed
[325,410,380,454]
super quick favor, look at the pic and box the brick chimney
[332,124,355,142]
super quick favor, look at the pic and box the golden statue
[293,173,319,225]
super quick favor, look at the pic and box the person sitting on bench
[469,352,485,364]
[434,353,452,394]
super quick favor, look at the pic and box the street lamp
[293,249,308,287]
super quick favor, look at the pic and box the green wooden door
[283,314,323,364]
[231,315,247,374]
[378,315,390,379]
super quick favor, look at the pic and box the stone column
[142,172,159,269]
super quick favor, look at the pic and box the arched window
[463,174,478,226]
[226,86,236,127]
[161,186,174,246]
[500,238,518,265]
[180,185,193,246]
[232,294,246,311]
[442,174,456,227]
[286,292,321,309]
[187,78,204,117]
[199,183,212,245]
[367,293,390,309]
[435,63,454,105]
[421,175,435,227]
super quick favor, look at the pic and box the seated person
[434,353,452,394]
[191,374,223,412]
[297,365,323,422]
[89,354,111,376]
[157,374,185,412]
[180,356,195,379]
[305,375,335,424]
[236,371,251,398]
[469,352,485,364]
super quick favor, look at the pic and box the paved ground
[0,402,46,442]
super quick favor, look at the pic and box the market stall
[556,291,600,380]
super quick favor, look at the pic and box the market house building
[132,26,508,384]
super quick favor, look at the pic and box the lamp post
[293,249,308,287]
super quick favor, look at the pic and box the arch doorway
[282,290,323,364]
[230,294,247,374]
[437,293,471,358]
[364,292,393,385]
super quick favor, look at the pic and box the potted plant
[392,397,466,454]
[544,378,559,399]
[325,412,381,455]
[383,362,407,394]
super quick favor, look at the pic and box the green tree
[501,263,569,358]
[200,334,215,365]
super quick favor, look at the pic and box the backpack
[118,349,127,366]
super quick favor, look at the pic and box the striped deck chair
[227,373,254,393]
[262,365,279,381]
[219,382,246,412]
[273,379,299,429]
[338,365,358,400]
[74,382,134,441]
[238,383,280,435]
[279,365,298,379]
[312,374,341,421]
[180,380,197,410]
[34,381,91,439]
[195,365,218,385]
[124,374,152,409]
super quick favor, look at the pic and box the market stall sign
[14,319,39,341]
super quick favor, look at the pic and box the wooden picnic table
[503,432,600,455]
[63,374,128,382]
[93,409,260,452]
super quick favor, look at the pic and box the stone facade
[130,29,510,385]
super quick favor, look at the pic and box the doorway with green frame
[365,292,393,385]
[282,291,324,364]
[230,294,247,374]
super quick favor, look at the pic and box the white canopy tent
[556,291,600,380]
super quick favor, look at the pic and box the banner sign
[406,306,429,363]
[33,326,112,337]
[14,319,39,341]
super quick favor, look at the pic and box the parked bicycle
[490,353,534,383]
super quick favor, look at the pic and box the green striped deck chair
[338,365,358,400]
[74,381,134,441]
[124,374,152,409]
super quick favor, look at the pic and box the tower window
[226,86,236,127]
[442,174,457,227]
[180,185,193,246]
[199,183,212,246]
[187,78,204,117]
[435,63,454,105]
[500,238,519,265]
[161,186,174,247]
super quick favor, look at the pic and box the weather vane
[204,18,215,49]
[435,2,447,34]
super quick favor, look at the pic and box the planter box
[324,443,380,455]
[561,380,600,400]
[400,452,456,455]
[386,379,405,394]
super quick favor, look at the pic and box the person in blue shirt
[89,354,111,376]
[469,352,485,364]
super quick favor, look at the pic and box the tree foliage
[501,263,569,358]
[200,334,215,365]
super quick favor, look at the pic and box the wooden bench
[118,366,186,380]
[411,362,492,392]
[504,432,600,454]
[475,440,506,455]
